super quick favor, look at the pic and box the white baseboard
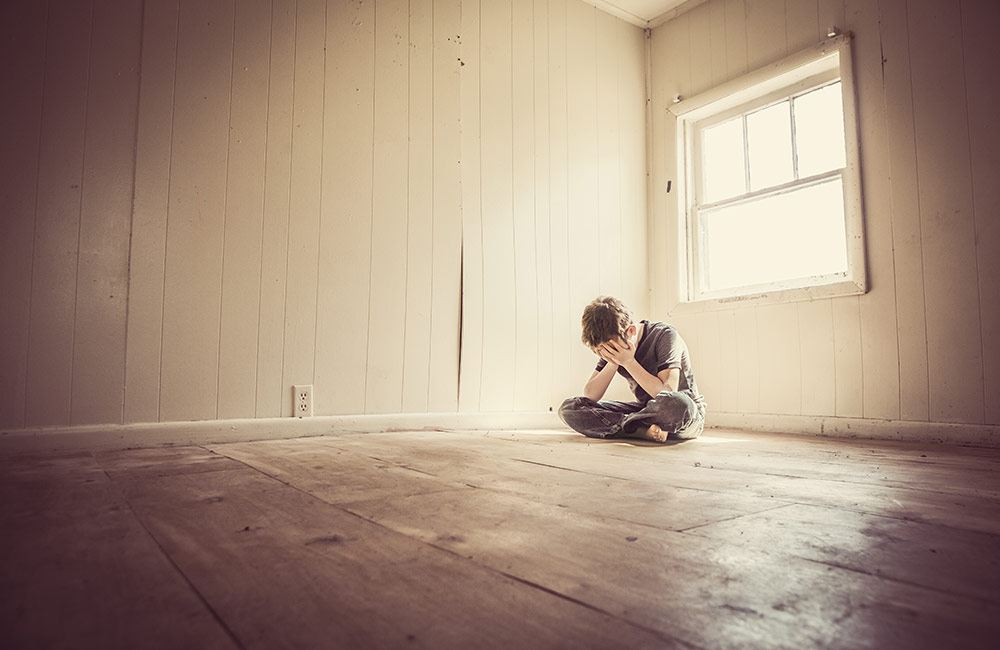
[707,412,999,447]
[0,412,566,453]
[4,410,997,453]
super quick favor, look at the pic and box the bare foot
[636,424,668,443]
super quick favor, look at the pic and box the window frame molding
[667,34,867,311]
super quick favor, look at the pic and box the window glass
[746,101,794,191]
[794,82,847,178]
[701,178,848,292]
[701,117,746,203]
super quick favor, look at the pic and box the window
[671,35,866,304]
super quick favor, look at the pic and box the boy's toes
[647,424,668,443]
[637,424,668,443]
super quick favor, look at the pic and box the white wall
[648,0,999,428]
[0,0,648,428]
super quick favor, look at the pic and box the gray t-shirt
[595,320,701,403]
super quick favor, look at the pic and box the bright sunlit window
[671,35,866,304]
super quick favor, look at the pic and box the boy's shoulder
[642,320,677,335]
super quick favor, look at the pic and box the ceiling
[584,0,699,27]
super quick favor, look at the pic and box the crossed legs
[558,391,705,442]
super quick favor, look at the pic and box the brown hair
[580,296,634,348]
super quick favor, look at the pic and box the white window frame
[669,34,866,308]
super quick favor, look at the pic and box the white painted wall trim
[580,0,648,27]
[646,0,708,28]
[0,412,566,453]
[708,412,1000,448]
[6,410,997,453]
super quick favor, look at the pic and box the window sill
[669,277,867,313]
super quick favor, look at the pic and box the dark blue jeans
[558,391,705,440]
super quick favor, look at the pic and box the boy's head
[581,296,635,350]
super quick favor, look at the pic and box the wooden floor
[2,428,1000,649]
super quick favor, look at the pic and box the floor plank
[683,502,1000,604]
[115,464,677,649]
[3,428,999,650]
[339,484,999,650]
[0,451,239,650]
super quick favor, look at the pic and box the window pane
[794,82,846,177]
[700,178,848,292]
[701,117,746,203]
[746,101,794,191]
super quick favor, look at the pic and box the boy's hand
[597,339,636,367]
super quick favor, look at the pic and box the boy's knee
[649,391,699,428]
[558,396,593,423]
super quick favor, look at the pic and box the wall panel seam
[122,0,149,425]
[253,0,275,417]
[217,0,238,420]
[157,0,182,423]
[426,0,436,409]
[957,0,987,423]
[22,0,52,427]
[363,2,377,414]
[69,2,97,423]
[279,1,300,416]
[312,0,329,395]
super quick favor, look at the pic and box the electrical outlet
[293,385,313,417]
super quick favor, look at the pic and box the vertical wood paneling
[908,0,984,424]
[745,0,785,69]
[735,308,760,413]
[20,0,996,431]
[688,3,712,94]
[159,0,234,422]
[458,0,484,412]
[651,0,993,431]
[650,13,687,314]
[124,0,179,424]
[846,0,900,421]
[254,0,295,418]
[798,300,836,416]
[217,0,270,420]
[512,0,539,411]
[315,0,375,415]
[478,0,516,412]
[618,20,647,315]
[716,310,739,412]
[565,1,600,386]
[879,0,928,422]
[280,0,325,415]
[401,0,434,413]
[546,0,573,406]
[366,0,409,414]
[647,14,670,317]
[831,296,863,417]
[596,10,622,299]
[532,0,555,411]
[708,0,727,86]
[723,0,748,78]
[72,0,142,425]
[757,303,800,414]
[785,0,818,53]
[0,0,46,427]
[962,0,1000,425]
[695,312,722,407]
[25,0,93,426]
[428,0,462,412]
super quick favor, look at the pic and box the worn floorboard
[2,427,999,649]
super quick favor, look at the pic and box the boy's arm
[620,361,678,397]
[601,339,679,397]
[583,361,618,401]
